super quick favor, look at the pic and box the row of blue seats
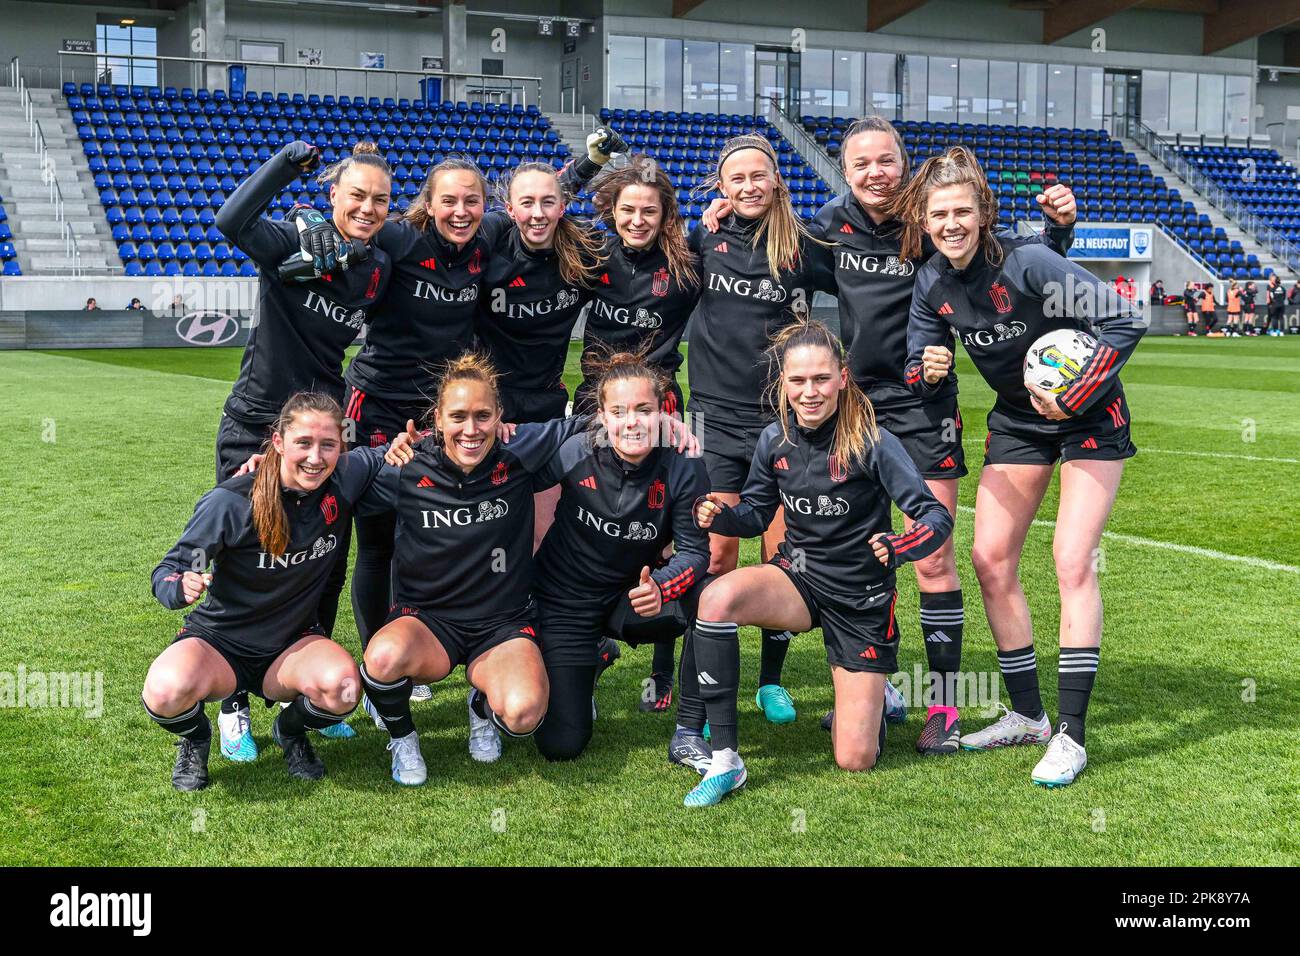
[600,108,767,125]
[1,197,19,272]
[124,260,256,277]
[83,142,571,167]
[78,117,557,139]
[66,83,541,114]
[80,127,564,153]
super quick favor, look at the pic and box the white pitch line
[958,437,1296,465]
[955,505,1300,574]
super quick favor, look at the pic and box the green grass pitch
[1,337,1296,865]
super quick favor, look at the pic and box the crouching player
[693,321,953,802]
[144,392,394,791]
[529,351,711,770]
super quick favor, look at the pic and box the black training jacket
[905,236,1144,423]
[811,193,1073,408]
[533,433,710,603]
[345,218,489,404]
[388,416,588,623]
[217,143,392,424]
[151,448,393,655]
[474,158,604,394]
[686,214,836,421]
[580,236,700,392]
[702,412,952,605]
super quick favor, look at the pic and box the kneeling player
[693,321,953,803]
[144,392,393,790]
[901,146,1144,787]
[529,351,711,768]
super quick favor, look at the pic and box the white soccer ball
[1023,328,1098,394]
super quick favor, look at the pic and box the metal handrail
[1134,119,1300,274]
[56,49,544,110]
[764,96,848,197]
[9,58,82,276]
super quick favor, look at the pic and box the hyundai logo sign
[176,311,240,346]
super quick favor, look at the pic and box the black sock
[534,665,595,761]
[693,619,740,751]
[675,627,706,732]
[651,638,676,684]
[351,510,397,650]
[144,698,211,742]
[360,663,414,738]
[758,629,792,688]
[1057,646,1099,745]
[472,687,542,738]
[277,694,354,737]
[997,646,1044,721]
[220,691,248,714]
[920,590,964,708]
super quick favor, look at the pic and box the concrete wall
[0,276,256,313]
[1255,73,1300,153]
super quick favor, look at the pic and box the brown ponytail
[766,320,878,469]
[887,144,1001,266]
[251,392,345,558]
[582,343,668,411]
[498,161,606,285]
[317,140,393,189]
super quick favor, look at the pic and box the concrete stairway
[1124,134,1287,279]
[0,87,119,274]
[547,111,596,164]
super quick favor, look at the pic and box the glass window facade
[96,24,158,87]
[684,41,719,114]
[604,35,1252,135]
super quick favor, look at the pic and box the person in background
[1225,280,1241,337]
[1287,279,1300,335]
[1149,278,1165,304]
[1181,281,1199,336]
[1265,273,1285,336]
[84,297,99,311]
[127,297,146,311]
[1241,280,1258,335]
[1198,282,1218,335]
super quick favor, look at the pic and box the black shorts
[344,383,429,452]
[383,603,540,669]
[500,386,569,425]
[767,554,899,675]
[689,400,767,494]
[874,396,968,480]
[983,393,1136,466]
[536,586,692,668]
[172,623,327,701]
[571,376,685,420]
[215,413,270,484]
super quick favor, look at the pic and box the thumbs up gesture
[384,419,421,466]
[628,565,662,618]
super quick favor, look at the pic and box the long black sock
[220,691,248,714]
[758,629,792,688]
[675,627,706,732]
[360,663,414,738]
[693,619,740,751]
[144,699,211,742]
[920,590,964,709]
[351,510,397,650]
[277,694,355,737]
[472,687,542,738]
[997,646,1045,721]
[1057,646,1099,745]
[650,637,676,684]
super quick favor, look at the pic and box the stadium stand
[64,82,569,276]
[1176,144,1299,278]
[598,107,830,230]
[798,114,1264,281]
[0,194,19,275]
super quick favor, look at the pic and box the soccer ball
[1023,328,1097,394]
